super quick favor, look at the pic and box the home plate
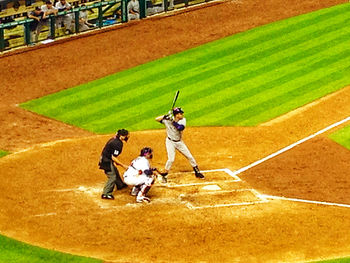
[202,185,221,191]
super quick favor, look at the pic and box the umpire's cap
[116,129,129,137]
[173,107,184,115]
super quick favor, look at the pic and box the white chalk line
[232,116,350,176]
[260,195,350,208]
[182,188,268,209]
[164,179,240,188]
[175,169,267,209]
[39,169,263,209]
[32,212,57,217]
[182,188,258,196]
[186,200,268,210]
[164,168,241,188]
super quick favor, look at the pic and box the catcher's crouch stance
[123,147,162,203]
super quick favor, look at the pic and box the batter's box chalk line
[168,168,267,209]
[183,189,269,210]
[164,168,241,188]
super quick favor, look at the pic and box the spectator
[41,1,58,17]
[55,0,73,34]
[27,6,45,43]
[41,0,58,38]
[0,1,21,29]
[76,0,95,32]
[127,0,139,21]
[168,0,174,9]
[146,0,163,16]
[13,1,20,11]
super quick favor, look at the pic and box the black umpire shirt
[99,136,123,172]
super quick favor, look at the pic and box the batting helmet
[140,147,153,158]
[173,107,184,115]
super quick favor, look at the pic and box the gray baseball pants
[165,138,197,171]
[102,162,126,195]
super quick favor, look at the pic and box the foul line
[260,194,350,208]
[232,116,350,176]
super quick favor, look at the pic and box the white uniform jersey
[41,4,57,13]
[55,1,71,10]
[123,156,153,186]
[127,0,139,13]
[162,118,186,141]
[125,156,150,176]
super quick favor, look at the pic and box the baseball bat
[171,90,180,109]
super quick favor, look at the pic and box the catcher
[123,147,164,203]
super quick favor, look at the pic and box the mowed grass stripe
[185,34,350,121]
[244,77,350,127]
[180,26,350,117]
[21,3,349,114]
[103,27,350,129]
[21,3,350,133]
[43,12,350,125]
[105,40,350,130]
[52,6,350,114]
[221,60,350,125]
[39,3,347,109]
[190,50,350,126]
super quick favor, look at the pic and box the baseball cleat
[161,175,168,184]
[101,194,114,200]
[195,172,205,179]
[136,196,151,203]
[131,186,140,196]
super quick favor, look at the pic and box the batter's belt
[167,137,180,142]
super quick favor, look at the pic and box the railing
[0,0,210,52]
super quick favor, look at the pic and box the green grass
[329,125,350,150]
[0,150,9,158]
[20,3,350,133]
[313,258,350,263]
[0,234,102,263]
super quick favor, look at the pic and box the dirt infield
[1,0,350,262]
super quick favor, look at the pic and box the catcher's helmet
[173,107,184,115]
[140,147,153,158]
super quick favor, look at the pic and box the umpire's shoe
[101,194,114,200]
[193,166,205,179]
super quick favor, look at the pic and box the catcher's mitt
[152,168,168,176]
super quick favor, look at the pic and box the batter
[155,107,204,183]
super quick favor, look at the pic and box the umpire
[99,129,130,200]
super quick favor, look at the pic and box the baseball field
[1,0,350,262]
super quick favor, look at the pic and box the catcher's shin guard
[131,185,141,196]
[139,184,151,196]
[136,185,151,203]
